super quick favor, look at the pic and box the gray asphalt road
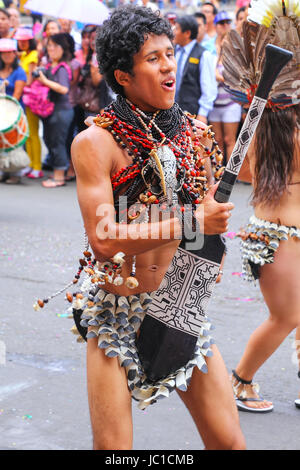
[0,177,299,450]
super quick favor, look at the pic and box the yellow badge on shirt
[189,57,200,64]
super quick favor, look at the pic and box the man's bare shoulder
[192,118,209,135]
[72,124,115,161]
[71,124,118,182]
[190,119,213,151]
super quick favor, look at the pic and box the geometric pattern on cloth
[146,247,219,337]
[71,283,214,410]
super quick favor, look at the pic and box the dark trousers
[43,108,74,170]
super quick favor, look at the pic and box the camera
[32,67,48,79]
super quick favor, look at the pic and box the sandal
[231,369,274,413]
[5,176,21,184]
[65,174,76,182]
[42,178,66,188]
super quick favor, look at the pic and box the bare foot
[42,178,66,188]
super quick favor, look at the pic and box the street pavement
[0,175,299,451]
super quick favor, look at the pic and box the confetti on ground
[22,414,32,420]
[225,232,237,239]
[232,272,243,277]
[225,297,256,302]
[56,313,69,318]
[0,409,4,415]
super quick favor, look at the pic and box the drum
[0,95,28,152]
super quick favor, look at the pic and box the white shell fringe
[72,282,214,410]
[240,215,300,281]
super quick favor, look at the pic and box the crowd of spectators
[0,0,249,186]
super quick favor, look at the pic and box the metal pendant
[149,145,178,205]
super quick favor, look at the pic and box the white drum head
[0,96,20,132]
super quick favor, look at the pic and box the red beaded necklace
[34,100,224,311]
[94,99,224,208]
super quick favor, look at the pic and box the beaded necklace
[33,96,224,310]
[94,96,224,212]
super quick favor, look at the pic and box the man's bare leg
[177,345,246,450]
[87,337,133,450]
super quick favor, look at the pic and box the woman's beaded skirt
[239,215,300,281]
[71,277,214,410]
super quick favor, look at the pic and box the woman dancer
[221,0,300,412]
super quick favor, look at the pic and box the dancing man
[69,6,245,449]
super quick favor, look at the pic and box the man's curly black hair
[96,5,174,96]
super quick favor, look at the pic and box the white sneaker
[20,166,32,176]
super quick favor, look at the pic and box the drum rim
[1,134,28,153]
[0,94,23,134]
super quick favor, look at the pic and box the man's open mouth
[161,79,175,90]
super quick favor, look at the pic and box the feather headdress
[221,0,300,109]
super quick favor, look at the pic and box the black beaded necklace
[94,95,223,214]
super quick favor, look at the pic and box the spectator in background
[38,33,74,188]
[3,0,17,6]
[164,11,177,31]
[174,15,217,124]
[194,11,216,55]
[0,8,11,38]
[64,32,81,182]
[0,37,27,184]
[77,26,110,131]
[235,6,247,36]
[136,0,159,11]
[176,0,198,14]
[58,18,81,50]
[43,19,61,38]
[15,27,43,179]
[0,37,26,103]
[7,5,20,37]
[208,11,241,164]
[72,26,93,151]
[75,25,91,67]
[235,0,250,14]
[37,19,61,62]
[200,2,218,55]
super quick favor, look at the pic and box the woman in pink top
[235,0,250,13]
[75,26,92,67]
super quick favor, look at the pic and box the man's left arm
[197,50,218,124]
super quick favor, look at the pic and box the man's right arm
[71,126,184,260]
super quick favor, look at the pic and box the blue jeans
[43,108,74,171]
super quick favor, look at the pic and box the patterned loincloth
[71,277,214,410]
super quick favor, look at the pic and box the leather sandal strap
[237,397,264,403]
[232,369,252,385]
